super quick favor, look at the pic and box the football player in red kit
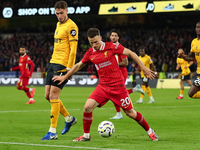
[53,28,158,142]
[11,47,35,104]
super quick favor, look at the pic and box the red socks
[83,112,93,133]
[134,112,150,131]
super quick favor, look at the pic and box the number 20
[120,97,131,106]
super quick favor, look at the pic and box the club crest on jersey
[21,59,23,62]
[104,51,108,58]
[70,30,76,36]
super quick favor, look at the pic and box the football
[98,121,115,137]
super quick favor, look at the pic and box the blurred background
[0,0,200,83]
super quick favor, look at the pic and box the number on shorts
[181,76,184,80]
[120,97,131,107]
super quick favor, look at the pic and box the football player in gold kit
[137,48,157,104]
[42,1,78,140]
[178,21,200,99]
[176,48,193,99]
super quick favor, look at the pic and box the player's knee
[84,105,92,113]
[188,91,194,98]
[16,85,22,90]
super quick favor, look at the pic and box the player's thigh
[110,89,133,111]
[49,85,62,99]
[84,98,100,112]
[88,85,109,108]
[17,78,23,87]
[22,78,29,86]
[186,79,192,86]
[45,85,51,100]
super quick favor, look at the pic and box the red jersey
[82,42,125,88]
[12,54,35,78]
[117,54,128,81]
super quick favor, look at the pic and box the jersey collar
[92,41,105,52]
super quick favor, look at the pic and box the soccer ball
[98,121,115,137]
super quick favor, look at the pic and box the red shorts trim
[88,84,133,111]
[17,77,29,86]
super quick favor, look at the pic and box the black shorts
[45,63,68,89]
[181,73,190,81]
[142,77,149,83]
[193,74,200,88]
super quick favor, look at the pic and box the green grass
[0,86,200,150]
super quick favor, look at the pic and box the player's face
[55,8,68,23]
[110,32,119,43]
[19,48,26,56]
[195,22,200,37]
[139,49,145,56]
[88,35,102,51]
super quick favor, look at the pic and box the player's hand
[52,76,65,85]
[10,68,12,71]
[142,67,155,80]
[177,49,184,58]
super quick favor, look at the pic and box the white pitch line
[1,105,200,113]
[0,142,121,150]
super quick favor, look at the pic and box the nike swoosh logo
[91,56,96,60]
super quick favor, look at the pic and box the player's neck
[20,53,26,57]
[59,17,68,25]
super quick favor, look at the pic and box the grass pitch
[0,86,200,150]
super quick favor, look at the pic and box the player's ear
[66,8,68,14]
[100,36,102,40]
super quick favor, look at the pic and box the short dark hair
[87,28,100,38]
[54,1,68,9]
[110,29,120,37]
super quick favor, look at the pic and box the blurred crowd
[0,27,197,73]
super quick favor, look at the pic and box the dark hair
[87,28,100,38]
[54,1,68,9]
[110,29,120,37]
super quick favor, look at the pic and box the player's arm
[67,40,78,70]
[28,60,35,77]
[52,61,86,85]
[11,66,19,71]
[178,50,195,61]
[150,63,158,77]
[176,63,180,70]
[119,57,128,67]
[122,48,155,80]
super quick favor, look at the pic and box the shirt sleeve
[81,50,90,64]
[67,23,78,42]
[176,58,179,64]
[149,56,153,64]
[111,43,124,55]
[190,39,195,52]
[119,54,127,60]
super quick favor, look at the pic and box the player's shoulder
[106,42,121,49]
[67,18,78,28]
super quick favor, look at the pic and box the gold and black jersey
[139,54,153,78]
[190,38,200,74]
[50,18,78,68]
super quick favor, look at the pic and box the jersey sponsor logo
[104,51,108,58]
[54,38,62,43]
[70,29,76,36]
[98,61,112,69]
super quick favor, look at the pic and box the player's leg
[177,80,184,99]
[24,78,35,104]
[112,88,158,141]
[145,81,155,103]
[73,98,99,142]
[124,108,158,141]
[188,75,200,98]
[136,79,146,103]
[73,85,108,142]
[110,103,123,119]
